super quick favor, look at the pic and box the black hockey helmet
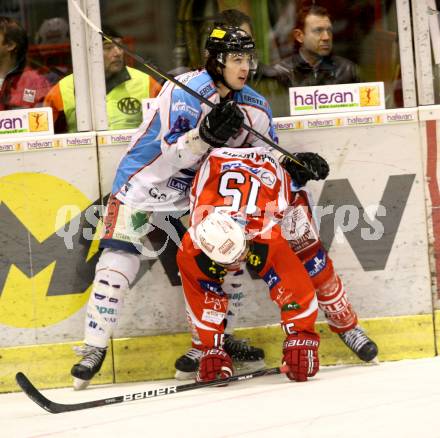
[205,25,255,55]
[205,25,257,89]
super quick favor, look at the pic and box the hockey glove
[199,101,244,148]
[196,348,233,383]
[282,332,319,382]
[281,152,329,187]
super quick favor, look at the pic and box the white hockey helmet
[194,211,247,265]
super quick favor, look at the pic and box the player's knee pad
[95,248,141,286]
[315,271,340,299]
[85,275,128,348]
[84,249,139,348]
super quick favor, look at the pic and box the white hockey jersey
[111,69,278,212]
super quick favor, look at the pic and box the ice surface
[2,357,440,438]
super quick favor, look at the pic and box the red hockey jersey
[190,146,292,238]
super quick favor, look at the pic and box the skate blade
[233,359,266,373]
[368,356,380,365]
[73,377,91,390]
[174,370,197,381]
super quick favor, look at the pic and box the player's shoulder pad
[236,85,272,115]
[174,69,217,100]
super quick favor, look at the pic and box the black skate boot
[71,344,107,390]
[174,348,203,380]
[223,334,266,372]
[338,326,378,362]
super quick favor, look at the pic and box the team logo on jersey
[198,280,224,295]
[282,205,318,253]
[204,294,225,311]
[243,94,265,107]
[119,182,132,196]
[247,253,262,268]
[202,308,226,324]
[304,249,327,277]
[167,176,192,193]
[220,161,276,188]
[260,171,276,188]
[171,101,198,118]
[199,83,215,98]
[221,161,259,174]
[165,116,191,142]
[281,301,301,312]
[178,70,199,85]
[262,267,281,289]
[148,186,167,201]
[118,97,141,114]
[195,253,227,280]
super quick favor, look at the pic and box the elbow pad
[183,128,211,155]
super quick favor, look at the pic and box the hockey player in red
[280,155,378,361]
[177,146,323,383]
[175,152,378,380]
[174,11,378,379]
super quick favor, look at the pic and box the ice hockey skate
[174,347,203,380]
[338,326,379,363]
[223,334,265,372]
[71,344,107,390]
[174,335,265,380]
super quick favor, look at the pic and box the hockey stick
[16,365,289,414]
[70,0,315,175]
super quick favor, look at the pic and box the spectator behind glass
[35,17,69,45]
[237,5,361,116]
[33,17,71,86]
[273,4,360,87]
[0,16,51,111]
[44,25,159,133]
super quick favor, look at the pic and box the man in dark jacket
[250,4,360,116]
[271,4,359,88]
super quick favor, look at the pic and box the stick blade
[16,372,63,414]
[16,372,124,413]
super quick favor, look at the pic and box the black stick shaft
[16,366,288,414]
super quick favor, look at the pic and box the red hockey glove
[282,332,319,382]
[196,348,233,383]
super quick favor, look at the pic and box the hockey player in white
[71,25,323,389]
